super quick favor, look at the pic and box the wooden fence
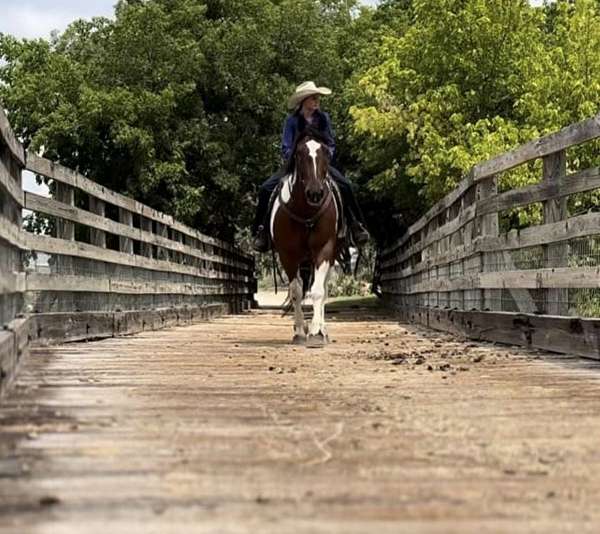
[376,113,600,359]
[0,107,256,396]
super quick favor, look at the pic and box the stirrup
[351,221,369,245]
[252,226,269,253]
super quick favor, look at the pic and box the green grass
[326,295,381,310]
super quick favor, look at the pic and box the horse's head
[293,131,330,207]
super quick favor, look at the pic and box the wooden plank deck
[2,302,600,533]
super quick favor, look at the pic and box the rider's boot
[350,219,370,246]
[252,189,271,253]
[252,225,269,253]
[345,206,369,246]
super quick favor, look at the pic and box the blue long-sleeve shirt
[281,110,336,162]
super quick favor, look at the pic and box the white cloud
[0,6,71,39]
[0,2,115,40]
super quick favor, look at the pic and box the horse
[270,129,339,348]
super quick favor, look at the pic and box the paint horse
[270,129,339,348]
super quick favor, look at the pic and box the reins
[277,179,334,230]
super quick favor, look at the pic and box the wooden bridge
[3,107,600,532]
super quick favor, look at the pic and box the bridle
[278,139,333,230]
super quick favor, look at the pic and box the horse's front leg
[289,276,305,345]
[307,261,331,348]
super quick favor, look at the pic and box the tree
[0,0,354,240]
[346,0,548,216]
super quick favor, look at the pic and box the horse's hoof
[292,335,306,345]
[306,333,327,348]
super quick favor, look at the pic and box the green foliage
[344,0,600,232]
[0,0,353,241]
[328,272,370,297]
[347,1,544,207]
[3,0,600,245]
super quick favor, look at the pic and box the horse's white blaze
[309,261,331,336]
[306,139,320,179]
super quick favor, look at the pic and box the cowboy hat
[287,81,332,110]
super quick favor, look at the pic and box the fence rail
[376,113,600,359]
[0,107,256,396]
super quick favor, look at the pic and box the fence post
[543,150,568,315]
[118,208,134,254]
[156,222,169,261]
[140,217,153,258]
[54,182,75,276]
[89,197,106,249]
[476,175,499,311]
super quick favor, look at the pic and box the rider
[251,81,370,253]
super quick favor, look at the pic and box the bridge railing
[0,107,256,395]
[377,113,600,358]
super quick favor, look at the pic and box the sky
[0,0,548,40]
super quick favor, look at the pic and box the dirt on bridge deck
[2,299,600,533]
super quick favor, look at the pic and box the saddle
[267,175,355,273]
[267,175,346,238]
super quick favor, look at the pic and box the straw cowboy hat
[287,81,332,110]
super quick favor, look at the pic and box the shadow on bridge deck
[2,297,600,533]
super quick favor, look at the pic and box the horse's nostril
[310,192,322,203]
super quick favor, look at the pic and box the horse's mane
[283,126,331,176]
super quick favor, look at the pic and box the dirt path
[2,304,600,533]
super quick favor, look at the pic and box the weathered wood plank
[0,317,29,397]
[32,312,115,344]
[382,172,475,255]
[0,158,24,207]
[382,203,477,268]
[32,303,229,345]
[88,197,106,248]
[382,115,600,280]
[0,329,17,397]
[26,273,249,295]
[543,151,568,315]
[380,209,600,283]
[140,217,153,258]
[0,108,25,166]
[388,302,600,359]
[529,314,600,358]
[386,266,600,294]
[0,271,26,295]
[473,113,600,181]
[0,214,25,250]
[25,153,173,226]
[25,229,250,282]
[483,212,600,252]
[26,153,252,262]
[477,166,600,216]
[54,182,75,242]
[481,267,600,290]
[26,234,252,279]
[118,208,134,255]
[25,193,248,270]
[25,233,204,278]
